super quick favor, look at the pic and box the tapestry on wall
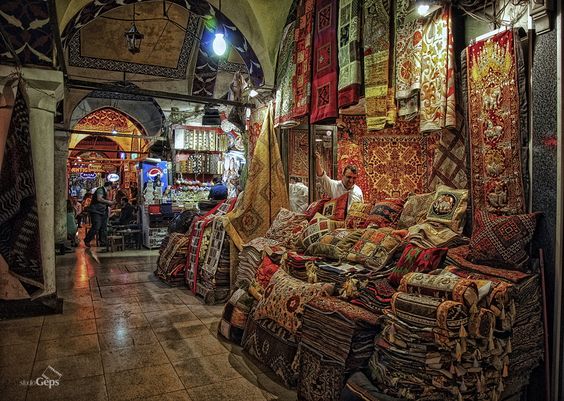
[289,129,309,180]
[0,84,44,293]
[464,29,526,216]
[337,0,362,108]
[395,0,423,120]
[248,104,268,160]
[292,0,315,119]
[363,0,394,130]
[420,6,456,132]
[310,0,339,124]
[362,132,437,200]
[224,104,289,249]
[428,127,468,191]
[337,139,370,200]
[274,21,299,128]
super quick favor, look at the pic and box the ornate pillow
[345,202,373,229]
[253,269,333,334]
[301,213,346,249]
[255,255,280,289]
[366,198,405,228]
[468,211,539,270]
[425,185,469,233]
[305,243,346,260]
[398,192,434,229]
[346,228,403,269]
[218,288,255,344]
[322,192,349,221]
[319,228,364,252]
[388,244,448,286]
[265,208,308,249]
[304,197,330,220]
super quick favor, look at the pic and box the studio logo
[20,366,62,389]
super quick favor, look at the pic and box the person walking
[84,181,115,247]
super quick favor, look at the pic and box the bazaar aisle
[0,246,296,401]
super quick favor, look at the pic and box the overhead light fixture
[212,0,227,56]
[249,89,258,98]
[414,0,442,16]
[125,3,144,54]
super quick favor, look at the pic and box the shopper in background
[209,176,228,200]
[84,181,115,247]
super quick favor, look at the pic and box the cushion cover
[301,213,346,249]
[265,208,308,249]
[345,201,372,229]
[346,228,403,269]
[322,192,349,221]
[425,185,468,233]
[388,244,448,286]
[366,198,405,228]
[398,192,434,229]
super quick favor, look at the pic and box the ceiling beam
[48,0,68,80]
[67,79,255,109]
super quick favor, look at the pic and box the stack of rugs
[350,278,396,315]
[154,233,190,286]
[235,238,286,289]
[284,251,320,282]
[297,297,380,401]
[309,261,368,293]
[367,269,543,401]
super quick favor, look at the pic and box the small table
[116,229,142,250]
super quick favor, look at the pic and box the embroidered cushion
[304,197,330,220]
[319,228,364,252]
[255,255,280,289]
[425,185,469,233]
[366,198,405,228]
[388,244,448,286]
[345,202,373,229]
[398,192,434,229]
[322,192,349,221]
[346,228,403,269]
[265,208,308,249]
[301,213,346,249]
[468,210,539,270]
[218,288,255,344]
[253,269,333,334]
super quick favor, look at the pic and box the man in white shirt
[315,151,363,209]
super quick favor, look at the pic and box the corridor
[0,247,297,401]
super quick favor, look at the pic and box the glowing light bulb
[417,4,430,15]
[213,33,226,56]
[249,89,258,98]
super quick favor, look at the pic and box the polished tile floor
[0,246,297,401]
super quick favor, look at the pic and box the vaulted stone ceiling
[0,0,292,129]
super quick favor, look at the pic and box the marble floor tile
[36,333,100,361]
[144,309,199,328]
[0,342,37,368]
[95,313,150,333]
[105,364,184,401]
[0,324,42,346]
[186,377,274,401]
[101,343,169,373]
[160,334,229,362]
[97,326,158,351]
[26,374,107,401]
[40,318,97,340]
[31,352,103,381]
[0,363,32,401]
[153,320,210,342]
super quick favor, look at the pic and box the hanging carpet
[274,21,299,128]
[292,0,315,119]
[337,0,362,108]
[224,104,289,249]
[463,29,526,216]
[0,83,44,293]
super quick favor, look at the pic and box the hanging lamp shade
[125,22,144,54]
[212,33,227,56]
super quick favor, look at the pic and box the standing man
[209,176,228,200]
[314,151,363,209]
[84,181,115,247]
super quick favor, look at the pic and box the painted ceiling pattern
[75,107,138,132]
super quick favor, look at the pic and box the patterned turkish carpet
[0,84,43,293]
[292,0,315,119]
[288,129,309,180]
[337,0,362,108]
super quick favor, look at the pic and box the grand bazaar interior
[0,0,563,400]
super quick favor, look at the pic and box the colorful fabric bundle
[322,192,349,221]
[236,237,285,290]
[292,0,315,119]
[255,255,279,290]
[218,288,255,344]
[388,244,448,286]
[464,29,527,216]
[284,251,322,282]
[155,232,190,286]
[363,0,394,130]
[468,211,538,270]
[224,104,289,249]
[398,272,479,308]
[310,260,367,292]
[406,221,468,249]
[310,0,339,123]
[337,0,362,108]
[350,278,396,315]
[274,21,299,128]
[419,6,456,132]
[303,197,330,220]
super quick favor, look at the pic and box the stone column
[0,66,64,297]
[54,133,68,245]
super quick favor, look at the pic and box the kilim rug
[337,0,362,108]
[247,104,268,160]
[361,133,436,200]
[337,114,367,139]
[419,6,456,132]
[0,84,44,292]
[464,29,526,215]
[292,0,315,119]
[428,127,468,191]
[395,0,423,120]
[363,0,393,130]
[224,104,289,249]
[274,21,299,128]
[310,0,339,124]
[288,129,309,179]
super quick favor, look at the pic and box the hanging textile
[0,84,44,293]
[224,104,289,249]
[337,0,362,108]
[248,104,268,160]
[274,21,299,128]
[363,0,393,130]
[419,6,456,132]
[288,129,309,179]
[464,29,526,215]
[292,0,315,119]
[310,0,339,124]
[395,0,423,119]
